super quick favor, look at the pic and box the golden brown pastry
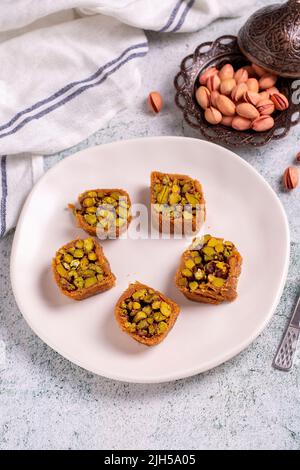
[175,234,242,304]
[151,171,206,235]
[69,189,132,238]
[52,237,116,300]
[115,282,180,346]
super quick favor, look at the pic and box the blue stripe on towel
[0,42,148,135]
[171,0,195,32]
[159,0,184,32]
[0,50,148,140]
[0,156,7,237]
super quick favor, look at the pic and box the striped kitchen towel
[0,0,251,237]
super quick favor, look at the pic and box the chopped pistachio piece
[74,277,84,289]
[84,276,97,288]
[157,322,168,334]
[84,238,94,252]
[132,301,141,310]
[202,246,215,257]
[215,244,224,253]
[182,268,193,278]
[157,186,170,204]
[169,193,181,205]
[73,249,84,258]
[84,214,97,226]
[83,197,95,207]
[153,312,166,322]
[160,302,171,317]
[133,311,147,323]
[185,259,195,270]
[87,191,98,198]
[189,281,198,291]
[64,253,73,264]
[56,263,68,278]
[185,193,199,206]
[152,301,161,310]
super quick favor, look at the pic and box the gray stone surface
[1,0,300,450]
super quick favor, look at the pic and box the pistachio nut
[259,74,277,91]
[221,116,234,127]
[251,115,274,132]
[199,67,218,86]
[232,116,252,131]
[216,95,236,117]
[205,106,222,125]
[234,68,248,84]
[236,103,259,120]
[207,74,221,93]
[270,93,289,111]
[148,91,163,114]
[210,91,220,108]
[195,86,211,110]
[256,99,275,116]
[220,78,236,96]
[218,64,234,81]
[246,78,259,93]
[231,83,248,102]
[283,167,299,191]
[243,91,260,107]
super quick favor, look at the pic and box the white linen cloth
[0,0,251,236]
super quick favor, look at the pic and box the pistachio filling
[152,174,202,220]
[76,190,130,231]
[120,288,172,337]
[178,235,234,292]
[55,238,107,291]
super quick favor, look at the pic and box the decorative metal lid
[238,0,300,78]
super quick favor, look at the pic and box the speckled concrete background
[1,0,299,450]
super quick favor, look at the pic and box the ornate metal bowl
[174,36,300,147]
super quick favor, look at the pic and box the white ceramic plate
[11,137,289,383]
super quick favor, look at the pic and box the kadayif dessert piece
[52,237,116,300]
[175,234,242,304]
[115,282,180,346]
[69,189,132,238]
[151,171,206,235]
